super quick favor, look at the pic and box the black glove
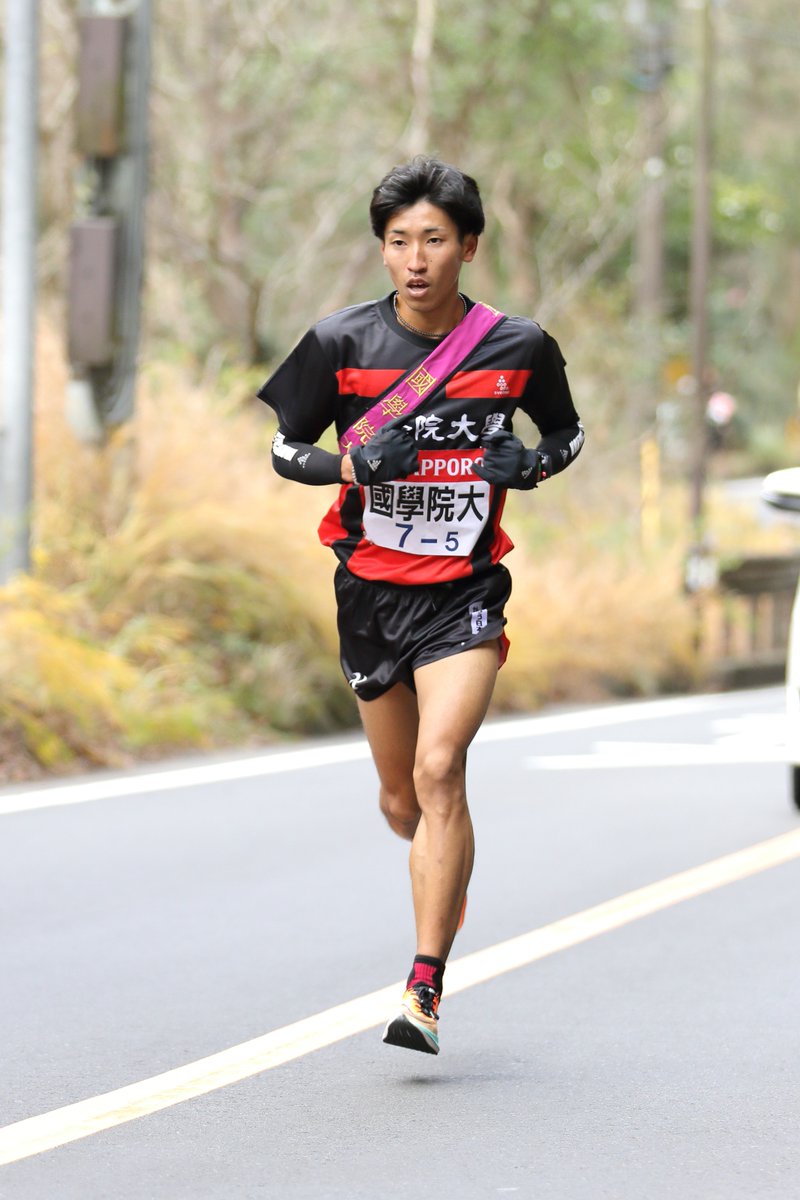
[472,429,550,490]
[349,425,419,485]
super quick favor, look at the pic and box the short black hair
[369,156,485,241]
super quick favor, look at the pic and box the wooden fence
[703,553,800,688]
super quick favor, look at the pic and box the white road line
[0,690,762,817]
[0,743,372,817]
[1,825,798,1167]
[529,741,787,770]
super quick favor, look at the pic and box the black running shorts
[334,563,512,701]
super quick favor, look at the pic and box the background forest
[1,0,799,780]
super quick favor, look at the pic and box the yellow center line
[2,827,799,1167]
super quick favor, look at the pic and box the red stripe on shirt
[336,368,404,397]
[445,369,532,399]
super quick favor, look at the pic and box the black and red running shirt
[258,293,584,585]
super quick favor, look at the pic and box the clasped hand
[472,429,549,490]
[349,425,419,485]
[349,425,549,490]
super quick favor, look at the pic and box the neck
[393,292,466,338]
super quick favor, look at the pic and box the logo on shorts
[469,602,488,635]
[349,672,368,691]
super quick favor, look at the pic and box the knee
[379,785,420,841]
[413,745,467,811]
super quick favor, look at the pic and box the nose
[406,243,427,273]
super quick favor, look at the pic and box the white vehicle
[761,467,800,811]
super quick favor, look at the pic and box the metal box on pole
[67,217,118,367]
[76,16,127,158]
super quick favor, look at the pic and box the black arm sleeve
[271,429,342,486]
[536,421,585,474]
[520,330,585,475]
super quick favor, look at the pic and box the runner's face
[381,201,477,332]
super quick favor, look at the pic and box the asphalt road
[1,686,798,1199]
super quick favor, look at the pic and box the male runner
[258,157,584,1055]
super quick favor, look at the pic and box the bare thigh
[414,641,500,761]
[412,640,500,794]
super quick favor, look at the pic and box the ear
[380,241,388,267]
[461,234,478,264]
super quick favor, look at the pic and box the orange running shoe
[382,982,440,1055]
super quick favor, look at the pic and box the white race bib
[361,450,490,557]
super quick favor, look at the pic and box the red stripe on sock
[410,962,438,988]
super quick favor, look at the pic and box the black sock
[407,955,445,995]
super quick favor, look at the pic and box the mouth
[405,280,429,300]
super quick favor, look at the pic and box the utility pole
[683,0,718,625]
[1,0,39,584]
[631,7,670,341]
[67,0,151,444]
[628,1,671,552]
[688,0,714,535]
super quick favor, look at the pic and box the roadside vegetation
[2,1,798,782]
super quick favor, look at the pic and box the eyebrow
[387,225,446,235]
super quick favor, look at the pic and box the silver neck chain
[392,292,467,339]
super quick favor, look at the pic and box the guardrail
[704,553,800,687]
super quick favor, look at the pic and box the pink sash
[338,300,505,452]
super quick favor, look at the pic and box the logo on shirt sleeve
[272,431,297,461]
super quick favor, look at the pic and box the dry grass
[497,542,699,710]
[1,320,350,781]
[493,480,702,710]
